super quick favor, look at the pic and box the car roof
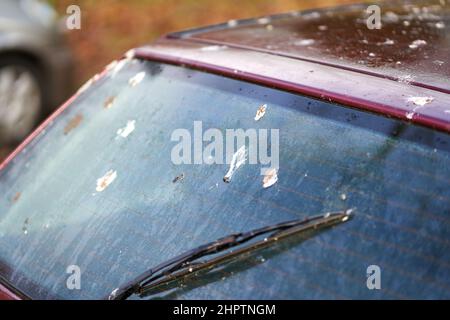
[135,1,450,133]
[168,0,450,94]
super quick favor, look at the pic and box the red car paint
[0,283,21,300]
[1,1,449,299]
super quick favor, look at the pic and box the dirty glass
[0,58,449,300]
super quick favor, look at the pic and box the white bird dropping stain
[227,19,238,27]
[107,57,132,78]
[435,21,445,29]
[407,96,434,106]
[125,49,136,59]
[223,146,247,183]
[254,104,267,121]
[96,170,117,192]
[262,168,278,189]
[405,95,434,120]
[200,45,227,52]
[409,39,427,49]
[397,74,415,84]
[129,72,145,87]
[116,120,136,138]
[111,60,127,77]
[77,78,94,94]
[294,39,315,46]
[406,111,415,120]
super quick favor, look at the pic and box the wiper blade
[108,210,353,300]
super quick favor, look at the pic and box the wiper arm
[108,210,353,300]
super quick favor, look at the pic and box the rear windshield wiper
[108,210,353,300]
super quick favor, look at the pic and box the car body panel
[170,1,450,94]
[0,283,20,300]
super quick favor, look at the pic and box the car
[0,0,449,300]
[0,0,73,145]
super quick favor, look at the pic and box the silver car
[0,0,73,144]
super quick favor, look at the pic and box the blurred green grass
[50,0,363,86]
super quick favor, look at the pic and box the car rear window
[0,58,449,299]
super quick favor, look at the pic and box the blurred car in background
[0,0,73,145]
